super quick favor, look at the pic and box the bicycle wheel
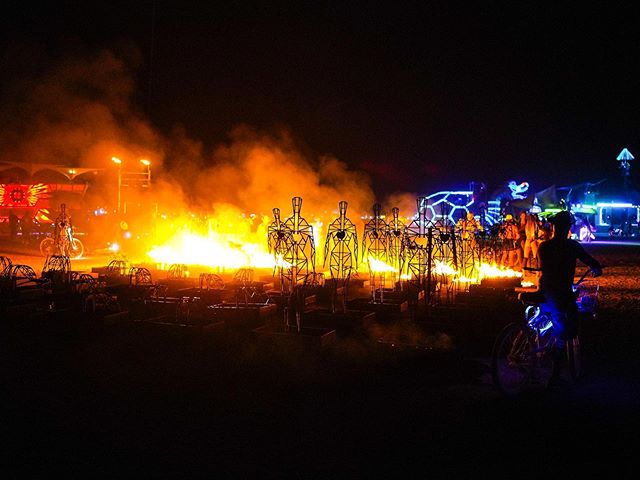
[69,238,84,259]
[40,238,55,256]
[492,323,534,395]
[566,336,581,383]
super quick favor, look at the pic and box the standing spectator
[499,214,520,268]
[21,214,33,245]
[8,210,19,241]
[516,211,527,267]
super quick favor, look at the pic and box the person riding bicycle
[538,211,602,378]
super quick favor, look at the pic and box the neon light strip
[596,203,635,208]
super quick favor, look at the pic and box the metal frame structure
[324,201,358,312]
[362,203,390,303]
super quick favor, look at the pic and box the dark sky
[1,1,638,196]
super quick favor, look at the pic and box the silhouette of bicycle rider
[538,211,602,353]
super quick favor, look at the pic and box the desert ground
[2,240,639,476]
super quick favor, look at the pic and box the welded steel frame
[323,201,358,313]
[267,207,293,294]
[362,203,390,303]
[281,197,316,331]
[386,207,405,290]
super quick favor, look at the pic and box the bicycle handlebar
[523,266,604,286]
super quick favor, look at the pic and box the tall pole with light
[617,148,634,191]
[111,156,122,214]
[140,159,151,186]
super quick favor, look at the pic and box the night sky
[1,1,638,197]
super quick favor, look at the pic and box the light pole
[111,156,122,214]
[140,159,151,186]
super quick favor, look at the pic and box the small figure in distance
[8,209,19,241]
[499,214,520,268]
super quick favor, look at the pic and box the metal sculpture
[362,203,390,303]
[167,263,189,279]
[199,273,225,291]
[129,267,153,286]
[41,254,72,290]
[267,207,292,293]
[386,207,405,289]
[40,203,84,259]
[106,259,128,277]
[0,255,12,275]
[401,196,433,301]
[0,264,39,293]
[282,197,316,292]
[281,197,316,331]
[324,201,358,312]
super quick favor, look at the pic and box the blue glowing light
[617,148,634,162]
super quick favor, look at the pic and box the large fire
[147,211,276,271]
[144,211,523,287]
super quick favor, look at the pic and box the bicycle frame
[492,267,600,394]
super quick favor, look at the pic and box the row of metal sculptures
[267,196,490,316]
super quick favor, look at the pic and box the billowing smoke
[179,125,375,217]
[0,50,163,170]
[0,49,395,264]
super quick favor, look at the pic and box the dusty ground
[1,241,639,476]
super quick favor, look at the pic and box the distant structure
[617,147,634,190]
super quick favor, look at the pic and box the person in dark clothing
[8,210,19,240]
[21,214,33,245]
[538,211,602,345]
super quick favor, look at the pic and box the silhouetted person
[8,210,19,241]
[499,214,519,268]
[21,214,33,245]
[538,211,602,354]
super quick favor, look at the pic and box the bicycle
[491,267,600,395]
[39,226,84,259]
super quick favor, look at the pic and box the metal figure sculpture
[267,207,292,293]
[362,203,390,303]
[386,207,405,289]
[40,203,84,259]
[401,196,434,301]
[282,197,316,291]
[281,197,316,331]
[406,204,461,298]
[324,201,358,312]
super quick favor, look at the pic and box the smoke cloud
[0,50,162,169]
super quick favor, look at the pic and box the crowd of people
[456,210,554,270]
